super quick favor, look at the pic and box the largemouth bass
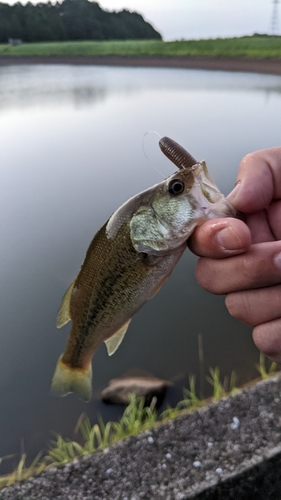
[51,137,237,401]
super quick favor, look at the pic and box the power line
[271,0,279,35]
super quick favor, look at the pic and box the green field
[1,36,281,58]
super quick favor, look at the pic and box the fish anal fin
[50,355,92,402]
[105,320,131,356]
[56,279,76,329]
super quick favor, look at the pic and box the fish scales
[51,136,238,401]
[62,220,183,371]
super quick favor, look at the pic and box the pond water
[1,64,281,466]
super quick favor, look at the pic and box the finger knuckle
[239,253,263,286]
[195,259,223,294]
[225,292,252,325]
[225,293,247,320]
[225,293,240,318]
[241,151,259,166]
[253,321,281,362]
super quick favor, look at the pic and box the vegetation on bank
[0,36,281,59]
[0,0,161,43]
[0,354,278,489]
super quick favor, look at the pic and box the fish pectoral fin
[130,207,169,254]
[104,320,131,356]
[56,279,76,329]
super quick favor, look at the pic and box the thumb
[227,148,281,213]
[188,218,251,258]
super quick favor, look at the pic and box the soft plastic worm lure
[159,136,197,171]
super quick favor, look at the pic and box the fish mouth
[159,136,197,171]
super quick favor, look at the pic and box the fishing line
[142,130,166,178]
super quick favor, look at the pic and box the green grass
[44,369,233,469]
[1,36,281,59]
[256,352,278,380]
[0,453,45,488]
[0,358,279,489]
[47,394,159,468]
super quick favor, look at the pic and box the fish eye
[168,179,185,195]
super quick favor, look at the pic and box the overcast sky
[2,0,279,40]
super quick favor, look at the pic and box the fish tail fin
[50,355,92,402]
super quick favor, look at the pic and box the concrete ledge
[1,374,281,500]
[196,447,281,499]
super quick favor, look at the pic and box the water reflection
[0,64,281,466]
[1,64,281,111]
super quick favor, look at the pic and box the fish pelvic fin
[56,279,76,329]
[104,319,131,356]
[50,355,92,402]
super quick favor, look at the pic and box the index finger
[227,147,281,213]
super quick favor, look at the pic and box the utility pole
[271,0,279,35]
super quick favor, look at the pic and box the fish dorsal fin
[104,320,131,356]
[56,279,76,329]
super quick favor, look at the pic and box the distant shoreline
[0,55,281,75]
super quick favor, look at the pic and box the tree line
[0,0,162,43]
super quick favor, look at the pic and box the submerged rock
[100,376,172,406]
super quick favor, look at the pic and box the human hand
[189,147,281,363]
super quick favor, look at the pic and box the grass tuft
[206,367,238,400]
[0,453,45,488]
[46,393,158,468]
[256,352,278,380]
